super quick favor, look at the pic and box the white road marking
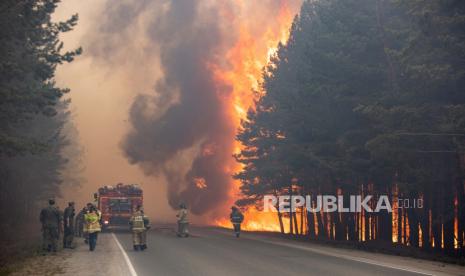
[112,233,138,276]
[209,229,435,276]
[263,240,434,276]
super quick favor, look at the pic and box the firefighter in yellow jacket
[84,205,101,251]
[130,205,150,251]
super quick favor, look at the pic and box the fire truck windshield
[108,198,132,212]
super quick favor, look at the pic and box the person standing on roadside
[75,207,86,237]
[40,199,63,253]
[63,201,75,248]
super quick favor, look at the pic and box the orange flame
[418,222,423,248]
[213,1,300,231]
[215,207,290,232]
[194,177,207,189]
[392,184,399,243]
[454,194,458,249]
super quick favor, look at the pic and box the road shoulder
[9,233,133,276]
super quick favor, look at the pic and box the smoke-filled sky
[54,0,301,222]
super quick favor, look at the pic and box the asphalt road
[112,226,435,276]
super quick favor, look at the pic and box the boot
[141,244,147,250]
[133,245,140,251]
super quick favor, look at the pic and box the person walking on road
[230,206,244,238]
[84,205,101,251]
[40,199,63,253]
[176,203,189,237]
[83,203,93,244]
[63,201,75,248]
[129,205,150,251]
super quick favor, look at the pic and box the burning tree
[235,0,465,256]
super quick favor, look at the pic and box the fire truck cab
[97,183,143,230]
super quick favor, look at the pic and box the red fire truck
[96,183,143,230]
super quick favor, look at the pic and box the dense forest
[235,0,465,256]
[0,0,81,253]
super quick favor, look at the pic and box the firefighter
[83,203,93,244]
[75,207,86,237]
[63,201,75,248]
[230,206,244,238]
[39,199,63,253]
[129,205,150,251]
[84,205,101,251]
[176,203,189,237]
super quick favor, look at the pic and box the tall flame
[454,194,459,249]
[214,1,300,231]
[392,185,399,243]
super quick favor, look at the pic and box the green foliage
[236,0,465,250]
[0,0,81,155]
[0,0,81,248]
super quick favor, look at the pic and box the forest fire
[216,207,289,232]
[212,1,299,231]
[3,1,465,274]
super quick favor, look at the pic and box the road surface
[109,226,456,276]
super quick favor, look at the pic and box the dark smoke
[127,0,237,215]
[93,0,237,216]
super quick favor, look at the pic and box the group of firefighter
[40,199,245,253]
[39,199,109,252]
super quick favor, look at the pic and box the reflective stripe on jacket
[130,211,146,232]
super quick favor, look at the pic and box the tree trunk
[307,209,315,238]
[293,212,299,235]
[300,206,304,235]
[277,210,285,234]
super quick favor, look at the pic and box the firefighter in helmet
[75,207,87,237]
[84,204,101,251]
[230,206,244,238]
[176,203,189,237]
[83,203,93,244]
[129,205,150,251]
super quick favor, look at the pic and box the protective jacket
[230,210,244,224]
[85,211,101,233]
[130,210,149,232]
[177,208,188,223]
